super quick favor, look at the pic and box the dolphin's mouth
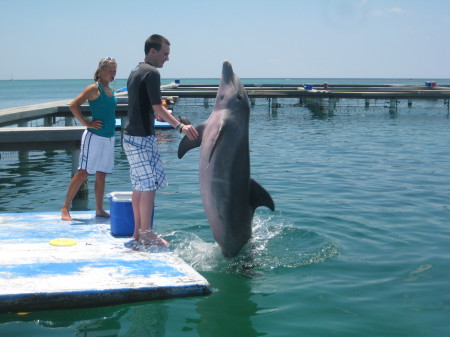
[221,60,240,94]
[221,61,234,85]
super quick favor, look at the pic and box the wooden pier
[0,126,85,151]
[1,82,449,150]
[160,83,450,99]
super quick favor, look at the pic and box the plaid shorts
[123,134,168,192]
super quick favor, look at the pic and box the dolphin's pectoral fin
[209,121,226,163]
[177,124,204,159]
[178,135,201,159]
[249,178,275,212]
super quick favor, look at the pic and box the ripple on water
[165,215,339,275]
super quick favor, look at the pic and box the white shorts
[78,130,115,174]
[123,134,168,192]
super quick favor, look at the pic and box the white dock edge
[0,212,211,313]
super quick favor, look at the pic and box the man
[123,34,198,245]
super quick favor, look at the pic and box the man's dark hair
[145,34,170,55]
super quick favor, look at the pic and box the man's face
[151,43,170,68]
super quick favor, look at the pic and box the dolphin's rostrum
[178,61,275,258]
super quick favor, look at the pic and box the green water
[0,82,450,336]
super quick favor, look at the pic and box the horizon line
[2,76,450,81]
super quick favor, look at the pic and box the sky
[1,0,449,80]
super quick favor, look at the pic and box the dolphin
[178,61,275,258]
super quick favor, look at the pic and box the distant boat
[9,74,14,81]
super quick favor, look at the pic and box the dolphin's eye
[237,95,242,100]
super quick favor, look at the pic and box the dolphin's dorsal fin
[177,124,204,159]
[249,178,275,212]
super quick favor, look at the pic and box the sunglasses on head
[99,57,116,64]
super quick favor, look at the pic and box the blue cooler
[108,192,134,237]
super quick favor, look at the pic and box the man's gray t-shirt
[124,62,162,136]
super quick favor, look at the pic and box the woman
[61,57,117,221]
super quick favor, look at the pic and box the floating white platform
[0,212,211,313]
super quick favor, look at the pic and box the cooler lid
[107,191,133,202]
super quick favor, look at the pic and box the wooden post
[72,148,88,198]
[389,99,397,115]
[72,149,80,177]
[65,116,73,126]
[329,98,337,111]
[44,115,52,126]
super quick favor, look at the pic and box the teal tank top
[88,83,117,137]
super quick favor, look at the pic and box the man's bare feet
[61,207,72,221]
[139,230,169,247]
[96,210,110,218]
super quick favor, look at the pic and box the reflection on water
[195,272,261,337]
[0,301,168,336]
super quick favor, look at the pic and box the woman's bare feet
[61,207,72,221]
[96,210,110,218]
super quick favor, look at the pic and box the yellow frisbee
[49,238,77,247]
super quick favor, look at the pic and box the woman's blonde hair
[94,57,117,82]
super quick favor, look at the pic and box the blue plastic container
[108,192,134,237]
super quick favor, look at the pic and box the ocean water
[0,80,450,336]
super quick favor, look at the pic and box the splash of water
[166,215,339,274]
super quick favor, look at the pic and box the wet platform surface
[0,212,211,313]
